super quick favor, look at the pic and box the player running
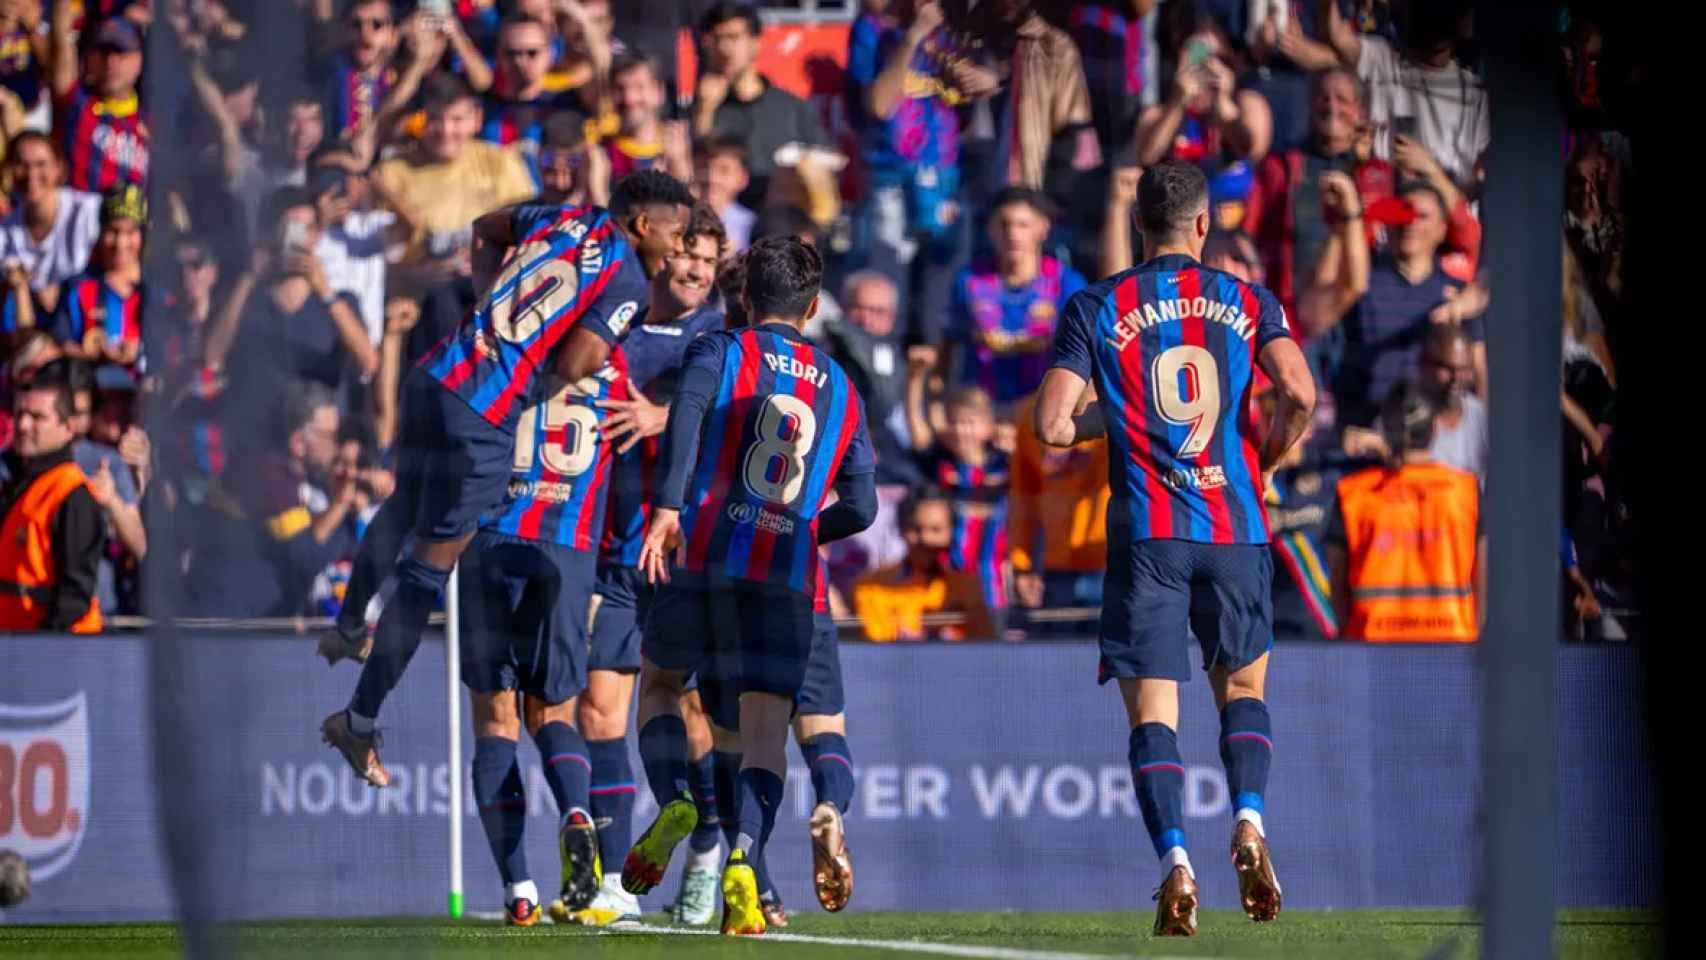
[628,237,878,936]
[318,171,694,788]
[1033,161,1315,937]
[455,354,626,926]
[564,205,730,927]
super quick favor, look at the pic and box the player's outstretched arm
[553,325,616,383]
[1256,335,1317,474]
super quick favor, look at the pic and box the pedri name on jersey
[762,351,830,388]
[1105,295,1257,352]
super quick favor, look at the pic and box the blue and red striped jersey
[1049,253,1291,544]
[55,88,149,193]
[486,352,627,551]
[52,272,144,369]
[673,325,875,596]
[922,446,1010,609]
[423,204,648,430]
[325,61,396,139]
[599,303,725,566]
[950,256,1087,407]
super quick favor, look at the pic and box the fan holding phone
[1134,29,1272,170]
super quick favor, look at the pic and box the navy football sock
[1219,698,1273,833]
[1129,723,1189,868]
[472,736,528,885]
[637,716,691,808]
[531,722,591,823]
[349,556,449,720]
[754,846,779,903]
[586,738,636,868]
[712,749,742,851]
[687,752,721,854]
[335,491,408,636]
[733,766,784,861]
[799,732,855,814]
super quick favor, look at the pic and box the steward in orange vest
[0,381,105,633]
[1326,381,1484,643]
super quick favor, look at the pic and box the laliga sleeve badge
[609,301,639,338]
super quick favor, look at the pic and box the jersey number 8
[1150,345,1222,459]
[514,383,599,477]
[743,394,817,504]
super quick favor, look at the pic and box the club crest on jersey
[0,692,91,882]
[762,352,829,388]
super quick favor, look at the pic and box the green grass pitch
[0,910,1660,959]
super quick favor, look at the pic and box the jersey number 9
[1151,345,1222,459]
[743,394,817,504]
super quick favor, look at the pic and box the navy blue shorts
[642,576,815,732]
[795,612,844,718]
[1099,539,1274,684]
[392,369,514,542]
[457,531,595,703]
[589,564,649,672]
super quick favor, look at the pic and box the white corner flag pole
[446,561,464,919]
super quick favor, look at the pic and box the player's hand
[638,508,684,585]
[597,395,669,454]
[1014,572,1044,609]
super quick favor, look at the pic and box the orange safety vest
[1335,462,1478,643]
[0,460,102,634]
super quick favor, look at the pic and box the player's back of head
[610,168,695,220]
[1136,160,1209,249]
[743,236,823,326]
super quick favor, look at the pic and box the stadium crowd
[0,0,1634,643]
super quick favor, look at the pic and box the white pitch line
[599,921,1221,960]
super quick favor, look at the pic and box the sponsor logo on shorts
[1,693,91,882]
[726,502,797,535]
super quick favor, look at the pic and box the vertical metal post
[1480,2,1563,956]
[447,563,464,918]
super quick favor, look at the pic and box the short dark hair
[7,130,54,163]
[498,14,550,38]
[611,51,663,85]
[1379,379,1436,459]
[752,204,818,245]
[285,85,324,110]
[609,169,695,219]
[20,370,77,423]
[694,134,748,169]
[262,185,315,229]
[717,253,749,327]
[421,71,478,115]
[1136,160,1209,239]
[743,236,822,323]
[898,485,953,529]
[1424,322,1471,357]
[683,204,729,255]
[347,0,393,19]
[991,186,1054,221]
[542,110,591,151]
[1399,181,1448,218]
[700,2,762,37]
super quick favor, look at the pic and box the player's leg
[1197,543,1281,922]
[794,612,855,912]
[622,585,712,894]
[672,688,724,925]
[470,689,540,925]
[583,574,645,880]
[1102,538,1199,936]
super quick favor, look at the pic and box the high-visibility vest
[1335,461,1478,643]
[0,460,102,634]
